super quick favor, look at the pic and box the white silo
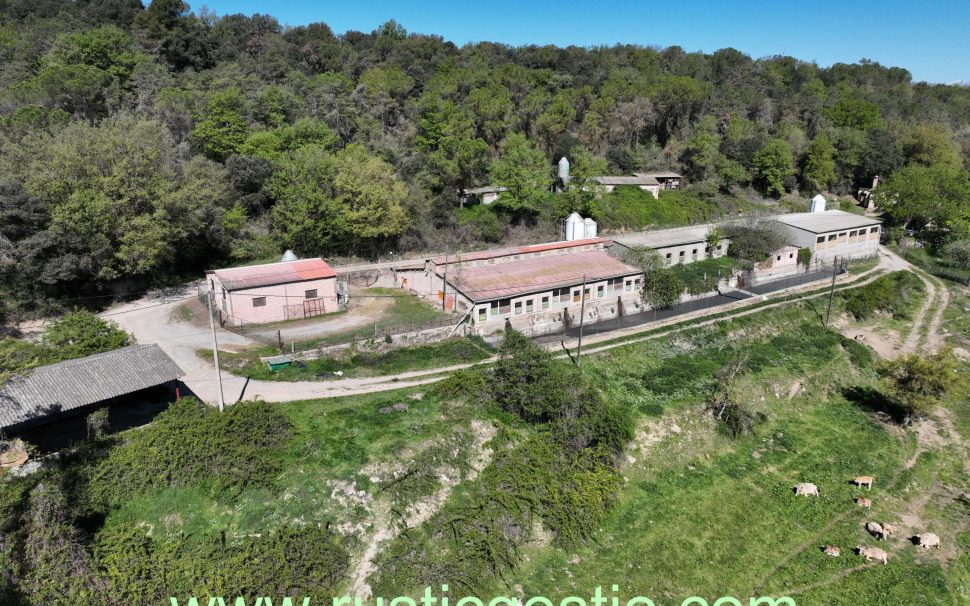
[565,212,584,241]
[583,217,598,238]
[558,156,570,185]
[281,249,298,261]
[810,194,827,213]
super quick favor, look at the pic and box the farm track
[108,246,915,404]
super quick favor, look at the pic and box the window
[541,296,550,310]
[597,285,605,298]
[526,299,534,313]
[499,298,511,314]
[776,255,781,261]
[665,252,672,260]
[625,279,633,292]
[828,234,837,242]
[478,307,487,323]
[490,301,499,316]
[514,301,523,315]
[634,278,642,289]
[789,253,794,259]
[870,226,879,233]
[816,236,825,245]
[252,297,266,307]
[679,250,685,256]
[305,289,317,299]
[573,289,581,303]
[849,230,857,238]
[584,287,591,300]
[692,248,698,255]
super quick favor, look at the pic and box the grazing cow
[916,533,941,549]
[822,544,840,557]
[794,482,820,496]
[866,522,886,540]
[880,522,899,537]
[855,496,872,508]
[856,545,889,565]
[853,476,874,490]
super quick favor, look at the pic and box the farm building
[592,174,661,198]
[206,258,341,326]
[637,171,682,190]
[458,185,507,206]
[611,224,729,266]
[773,210,881,262]
[393,238,644,335]
[0,344,184,450]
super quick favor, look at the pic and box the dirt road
[104,246,935,405]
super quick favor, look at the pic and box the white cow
[793,482,820,496]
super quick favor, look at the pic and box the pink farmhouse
[206,258,339,326]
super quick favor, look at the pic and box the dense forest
[1,0,969,318]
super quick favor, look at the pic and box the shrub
[88,398,292,505]
[723,221,786,262]
[842,271,925,320]
[95,523,348,603]
[43,311,131,360]
[877,349,959,422]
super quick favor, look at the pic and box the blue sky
[195,0,969,84]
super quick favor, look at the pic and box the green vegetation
[841,271,926,320]
[222,335,495,381]
[877,349,960,422]
[672,255,746,295]
[900,246,970,285]
[598,187,725,230]
[0,310,131,382]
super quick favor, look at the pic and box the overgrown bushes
[598,187,723,230]
[841,271,925,320]
[88,398,292,505]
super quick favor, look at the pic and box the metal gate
[303,298,326,318]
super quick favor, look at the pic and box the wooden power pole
[576,275,588,366]
[824,256,839,328]
[207,289,226,412]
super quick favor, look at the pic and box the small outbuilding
[593,175,661,198]
[0,344,184,449]
[206,258,340,326]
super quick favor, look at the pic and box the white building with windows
[773,210,881,262]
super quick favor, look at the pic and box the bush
[842,271,925,320]
[723,221,786,262]
[95,523,348,603]
[877,350,959,422]
[88,398,292,505]
[43,311,131,360]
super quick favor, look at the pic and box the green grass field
[219,335,495,381]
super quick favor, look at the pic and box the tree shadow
[841,386,909,425]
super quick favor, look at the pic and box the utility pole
[206,289,226,412]
[824,256,839,328]
[576,275,588,366]
[441,250,449,312]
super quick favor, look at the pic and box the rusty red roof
[444,249,640,303]
[209,258,336,291]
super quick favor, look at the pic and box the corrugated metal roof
[611,224,718,249]
[462,185,508,195]
[393,238,607,270]
[210,258,337,291]
[446,249,641,303]
[0,344,184,431]
[637,171,682,180]
[773,210,881,234]
[594,175,660,186]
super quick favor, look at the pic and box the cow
[794,482,819,496]
[822,544,841,557]
[853,476,874,490]
[856,545,889,564]
[855,496,872,509]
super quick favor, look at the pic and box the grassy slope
[508,303,967,605]
[220,335,494,381]
[99,387,483,544]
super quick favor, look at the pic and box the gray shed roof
[611,224,719,250]
[773,210,881,234]
[0,344,184,430]
[593,175,660,186]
